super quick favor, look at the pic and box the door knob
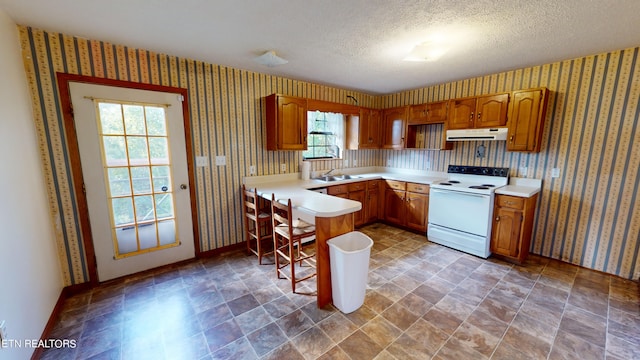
[180,184,188,190]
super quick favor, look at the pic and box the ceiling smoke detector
[253,50,288,67]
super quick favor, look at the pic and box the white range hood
[446,127,508,141]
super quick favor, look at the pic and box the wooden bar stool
[271,194,317,294]
[242,185,273,265]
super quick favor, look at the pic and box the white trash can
[327,231,374,313]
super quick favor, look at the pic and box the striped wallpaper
[18,25,638,284]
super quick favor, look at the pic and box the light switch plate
[195,156,208,167]
[249,165,256,175]
[551,168,560,178]
[280,164,287,172]
[519,166,528,177]
[215,156,226,166]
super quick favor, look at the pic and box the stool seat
[242,185,273,265]
[271,194,317,294]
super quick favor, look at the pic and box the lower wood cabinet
[490,193,539,264]
[327,180,380,227]
[384,180,429,233]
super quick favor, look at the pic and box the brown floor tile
[203,318,244,353]
[397,292,434,316]
[262,341,304,360]
[452,321,500,357]
[405,318,449,353]
[381,302,420,330]
[361,315,403,348]
[246,322,288,357]
[338,330,383,360]
[210,337,258,360]
[292,326,335,360]
[559,304,607,348]
[501,326,552,359]
[510,312,558,344]
[549,329,606,360]
[317,312,358,343]
[435,335,489,360]
[386,333,435,359]
[364,290,394,313]
[275,309,315,338]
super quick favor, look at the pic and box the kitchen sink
[313,175,362,182]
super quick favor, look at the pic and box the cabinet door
[409,104,428,124]
[491,206,522,257]
[426,101,448,123]
[368,109,381,148]
[349,190,366,227]
[447,98,476,130]
[507,88,548,152]
[365,187,379,223]
[382,107,407,149]
[475,93,509,128]
[266,95,307,150]
[384,188,405,225]
[406,192,429,232]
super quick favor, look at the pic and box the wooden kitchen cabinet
[327,184,348,198]
[490,193,539,264]
[405,183,429,233]
[382,106,408,149]
[365,180,380,223]
[447,93,509,130]
[348,182,366,227]
[346,108,381,149]
[409,101,448,125]
[265,94,308,150]
[507,88,549,152]
[384,180,430,232]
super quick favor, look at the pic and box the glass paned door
[97,101,178,258]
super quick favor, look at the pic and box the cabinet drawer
[367,180,380,189]
[386,180,406,191]
[327,185,348,195]
[407,183,429,194]
[497,195,524,209]
[348,182,366,192]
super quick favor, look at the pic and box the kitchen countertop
[496,177,543,198]
[243,166,447,218]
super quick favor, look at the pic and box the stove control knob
[481,168,489,175]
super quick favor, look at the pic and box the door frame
[57,73,200,285]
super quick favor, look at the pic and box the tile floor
[40,223,639,360]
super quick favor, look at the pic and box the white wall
[0,9,63,360]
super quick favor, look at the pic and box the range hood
[446,127,508,141]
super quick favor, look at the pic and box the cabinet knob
[509,135,514,142]
[470,112,474,121]
[477,112,481,120]
[495,216,500,221]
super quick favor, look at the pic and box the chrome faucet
[323,168,336,176]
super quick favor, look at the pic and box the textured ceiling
[1,0,639,94]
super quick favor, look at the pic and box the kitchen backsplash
[19,25,638,284]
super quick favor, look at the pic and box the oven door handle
[430,189,488,198]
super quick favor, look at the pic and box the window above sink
[302,111,345,160]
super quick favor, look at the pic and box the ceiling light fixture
[403,41,448,62]
[253,50,288,67]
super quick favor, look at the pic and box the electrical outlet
[551,168,560,178]
[353,160,358,167]
[215,156,226,166]
[343,159,349,168]
[519,166,528,177]
[249,165,256,175]
[195,156,208,167]
[280,163,287,172]
[387,159,392,166]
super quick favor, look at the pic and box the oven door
[428,188,491,236]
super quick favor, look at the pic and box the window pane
[115,227,137,254]
[134,195,154,222]
[149,137,169,165]
[103,136,127,166]
[112,198,134,226]
[107,167,131,197]
[146,106,167,136]
[127,137,149,165]
[123,105,146,135]
[130,166,152,195]
[138,223,158,250]
[154,193,174,219]
[99,103,124,135]
[152,166,172,193]
[158,220,176,246]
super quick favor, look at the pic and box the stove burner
[439,182,453,185]
[481,184,496,187]
[469,186,490,190]
[448,180,460,184]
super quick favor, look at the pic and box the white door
[70,82,195,281]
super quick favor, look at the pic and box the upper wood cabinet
[409,101,448,125]
[265,94,307,150]
[346,108,381,149]
[448,93,509,130]
[507,88,549,152]
[382,106,408,150]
